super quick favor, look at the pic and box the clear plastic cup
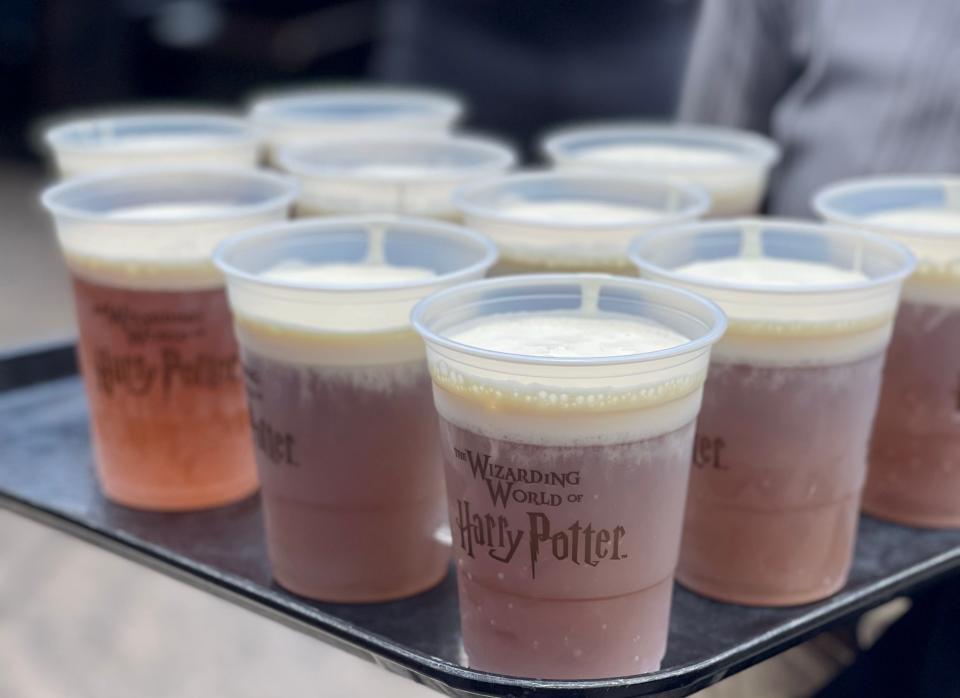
[41,167,297,510]
[213,215,497,602]
[542,123,781,217]
[277,134,516,220]
[248,86,463,157]
[814,177,960,528]
[44,112,261,177]
[630,218,915,606]
[453,170,710,274]
[411,274,726,679]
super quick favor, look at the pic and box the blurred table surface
[0,160,853,698]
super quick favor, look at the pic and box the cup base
[862,503,960,530]
[101,477,260,512]
[273,563,449,603]
[676,572,847,607]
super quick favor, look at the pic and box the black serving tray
[1,344,959,698]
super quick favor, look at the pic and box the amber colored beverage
[864,300,960,526]
[679,354,885,605]
[71,275,257,510]
[42,168,296,510]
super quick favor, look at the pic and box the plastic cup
[630,218,915,606]
[542,123,781,217]
[214,215,497,602]
[411,274,726,679]
[814,177,960,528]
[41,167,297,510]
[44,112,261,177]
[277,134,516,221]
[248,86,463,157]
[453,170,710,274]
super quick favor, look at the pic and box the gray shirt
[679,0,960,216]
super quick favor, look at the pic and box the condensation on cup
[214,215,498,601]
[541,123,780,217]
[40,167,297,510]
[815,177,960,528]
[247,86,463,159]
[412,274,726,678]
[631,219,915,606]
[453,170,709,275]
[276,134,516,221]
[44,111,261,177]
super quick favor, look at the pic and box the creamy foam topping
[349,163,456,178]
[575,143,739,167]
[427,310,708,445]
[231,259,437,368]
[668,257,893,365]
[261,260,435,285]
[866,207,960,233]
[861,208,960,305]
[676,258,868,286]
[499,200,661,225]
[58,203,278,290]
[450,313,686,358]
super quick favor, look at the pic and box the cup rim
[44,111,259,153]
[452,169,711,231]
[542,121,782,170]
[411,273,727,367]
[40,165,299,225]
[629,217,917,296]
[275,133,517,184]
[813,174,960,240]
[213,214,499,293]
[248,86,463,125]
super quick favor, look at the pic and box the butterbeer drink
[248,87,463,160]
[412,275,726,678]
[631,219,915,605]
[45,112,261,177]
[41,168,296,510]
[815,177,960,528]
[277,134,515,219]
[215,216,497,601]
[542,123,780,217]
[453,171,708,274]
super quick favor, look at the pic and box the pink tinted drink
[441,418,693,678]
[865,297,960,526]
[238,331,449,601]
[631,220,914,606]
[414,276,725,679]
[683,354,884,604]
[216,216,498,601]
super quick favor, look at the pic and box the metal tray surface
[0,353,958,697]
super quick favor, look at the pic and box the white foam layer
[499,200,661,225]
[261,260,435,286]
[676,258,868,286]
[862,208,960,306]
[59,203,277,290]
[231,261,439,366]
[449,313,687,358]
[867,207,960,233]
[428,310,707,444]
[575,143,739,166]
[669,258,892,366]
